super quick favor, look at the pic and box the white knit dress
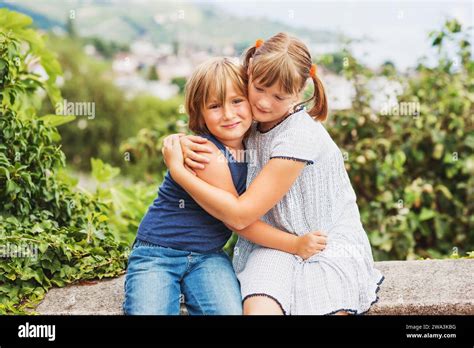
[233,108,384,315]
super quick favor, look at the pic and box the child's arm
[231,222,326,260]
[187,139,326,259]
[163,135,307,231]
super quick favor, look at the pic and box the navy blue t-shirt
[136,133,247,253]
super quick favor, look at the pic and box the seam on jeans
[243,293,287,315]
[181,280,204,315]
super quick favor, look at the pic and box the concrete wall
[34,259,474,315]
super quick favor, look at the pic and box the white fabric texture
[233,109,384,315]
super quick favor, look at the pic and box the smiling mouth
[222,122,240,128]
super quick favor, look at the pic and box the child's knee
[333,310,350,315]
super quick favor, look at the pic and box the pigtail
[307,75,328,122]
[242,45,257,76]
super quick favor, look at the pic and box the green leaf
[91,158,120,183]
[0,9,33,30]
[446,19,461,33]
[419,208,436,221]
[38,242,49,254]
[435,185,453,200]
[432,34,443,46]
[97,215,109,223]
[432,143,444,160]
[39,114,76,127]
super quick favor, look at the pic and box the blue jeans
[123,239,243,315]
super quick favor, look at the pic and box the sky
[4,0,472,69]
[211,0,473,70]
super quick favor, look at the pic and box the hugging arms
[162,133,327,260]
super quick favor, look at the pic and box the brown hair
[185,57,248,135]
[243,32,328,121]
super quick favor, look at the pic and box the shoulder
[269,110,327,163]
[281,109,325,136]
[195,140,231,179]
[194,139,237,194]
[197,140,227,168]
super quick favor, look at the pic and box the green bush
[0,9,128,314]
[120,110,188,183]
[88,158,156,245]
[328,19,473,260]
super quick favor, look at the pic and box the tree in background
[65,16,77,38]
[171,76,186,95]
[148,65,159,81]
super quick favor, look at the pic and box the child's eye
[254,85,264,92]
[233,98,243,104]
[208,104,220,109]
[275,96,284,101]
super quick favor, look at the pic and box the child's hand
[295,231,327,260]
[180,135,212,171]
[161,134,212,175]
[162,134,185,171]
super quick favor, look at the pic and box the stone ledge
[34,259,474,315]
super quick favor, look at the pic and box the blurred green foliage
[171,76,187,94]
[88,158,156,245]
[39,35,183,182]
[328,19,473,260]
[148,65,159,81]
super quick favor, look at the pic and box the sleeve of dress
[269,118,322,166]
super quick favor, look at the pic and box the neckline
[256,106,304,134]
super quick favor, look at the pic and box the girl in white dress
[163,33,384,315]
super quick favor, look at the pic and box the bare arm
[163,134,306,230]
[186,140,325,258]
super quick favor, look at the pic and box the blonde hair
[185,57,248,135]
[243,32,328,121]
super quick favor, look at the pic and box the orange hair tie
[310,63,317,77]
[255,39,264,48]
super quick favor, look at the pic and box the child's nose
[257,98,271,110]
[223,106,236,119]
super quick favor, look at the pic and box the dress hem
[270,155,314,165]
[242,293,288,315]
[322,275,385,316]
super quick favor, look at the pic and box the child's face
[248,75,299,123]
[202,80,253,142]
